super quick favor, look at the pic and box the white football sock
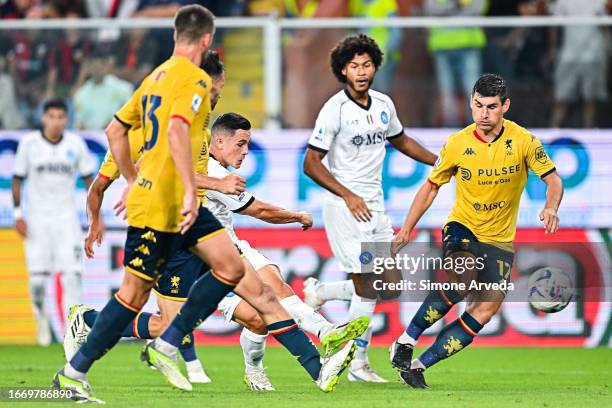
[155,338,178,359]
[64,362,87,380]
[397,331,417,347]
[316,279,355,301]
[280,295,333,339]
[185,359,204,372]
[411,359,426,370]
[348,293,376,366]
[29,272,47,319]
[240,328,267,374]
[61,273,82,314]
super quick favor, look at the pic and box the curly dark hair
[330,33,384,83]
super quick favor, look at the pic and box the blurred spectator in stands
[48,14,93,102]
[0,44,25,129]
[550,0,608,128]
[8,30,54,127]
[0,0,44,19]
[483,0,521,81]
[111,28,159,84]
[72,51,133,130]
[43,0,86,17]
[82,0,138,17]
[132,0,244,17]
[423,0,487,127]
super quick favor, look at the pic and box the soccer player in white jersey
[12,99,95,346]
[302,34,437,382]
[209,112,370,390]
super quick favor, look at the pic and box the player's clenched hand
[539,207,559,234]
[391,229,410,257]
[344,192,372,222]
[114,183,133,219]
[299,211,313,231]
[219,174,246,195]
[179,190,198,234]
[15,218,27,239]
[84,219,104,258]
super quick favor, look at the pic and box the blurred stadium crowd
[1,0,611,129]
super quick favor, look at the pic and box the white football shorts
[322,202,394,274]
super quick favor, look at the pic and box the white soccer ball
[527,267,574,313]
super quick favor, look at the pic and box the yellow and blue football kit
[115,55,212,233]
[430,119,556,285]
[112,55,223,282]
[429,119,556,243]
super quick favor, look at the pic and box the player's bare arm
[106,119,137,183]
[11,176,27,238]
[539,171,564,234]
[195,173,246,195]
[85,175,112,258]
[168,117,197,233]
[392,180,440,256]
[239,199,313,230]
[82,174,94,190]
[303,148,372,222]
[388,134,437,166]
[106,119,138,216]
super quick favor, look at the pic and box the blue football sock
[418,311,483,368]
[179,333,197,362]
[82,310,152,338]
[72,294,139,373]
[268,319,321,380]
[405,289,463,340]
[82,310,98,328]
[161,271,236,347]
[134,312,152,339]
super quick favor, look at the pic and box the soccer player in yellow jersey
[63,51,239,385]
[52,6,247,402]
[389,74,564,389]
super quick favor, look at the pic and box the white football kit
[308,89,403,273]
[206,156,277,320]
[13,131,95,274]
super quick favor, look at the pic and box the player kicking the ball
[303,33,436,382]
[389,73,564,388]
[208,112,370,390]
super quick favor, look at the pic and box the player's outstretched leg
[142,232,243,391]
[303,277,355,309]
[233,261,357,392]
[255,265,368,356]
[390,289,463,372]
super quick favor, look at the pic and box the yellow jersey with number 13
[114,55,212,233]
[428,120,556,243]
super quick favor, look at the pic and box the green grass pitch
[0,344,610,407]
